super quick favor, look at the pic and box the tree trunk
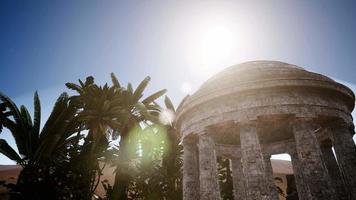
[112,135,130,200]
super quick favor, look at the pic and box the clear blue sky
[1,0,356,164]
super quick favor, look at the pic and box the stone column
[182,135,200,200]
[231,157,246,200]
[198,134,221,200]
[263,153,279,200]
[289,150,311,200]
[292,118,336,200]
[320,140,348,200]
[329,122,356,200]
[239,121,271,200]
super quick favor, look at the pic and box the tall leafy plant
[0,91,91,199]
[66,74,167,200]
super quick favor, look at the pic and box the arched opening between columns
[216,156,234,200]
[270,153,297,200]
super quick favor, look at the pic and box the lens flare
[127,124,169,160]
[159,108,175,125]
[180,82,193,94]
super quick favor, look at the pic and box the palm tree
[109,74,167,200]
[0,91,41,165]
[66,76,126,154]
[0,91,85,199]
[158,95,189,199]
[125,95,188,199]
[66,74,167,200]
[0,91,79,165]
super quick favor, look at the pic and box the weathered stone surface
[320,140,348,200]
[182,136,200,200]
[292,118,336,200]
[198,134,221,200]
[177,61,355,200]
[263,154,279,200]
[330,123,356,200]
[239,122,271,200]
[177,61,354,137]
[231,157,246,200]
[289,150,311,200]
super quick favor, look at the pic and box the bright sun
[188,25,236,78]
[200,26,234,66]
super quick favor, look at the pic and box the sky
[1,0,356,164]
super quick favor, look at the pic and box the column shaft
[263,154,279,200]
[231,157,246,200]
[331,124,356,200]
[290,151,312,200]
[183,137,200,200]
[320,142,348,200]
[239,122,271,200]
[198,134,221,200]
[292,118,336,200]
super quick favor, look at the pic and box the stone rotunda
[176,61,356,200]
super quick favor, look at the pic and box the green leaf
[135,102,147,114]
[142,89,167,105]
[20,105,33,129]
[33,91,41,137]
[40,93,69,139]
[132,76,151,103]
[0,102,6,111]
[78,79,85,88]
[0,139,22,164]
[111,73,121,88]
[65,83,83,93]
[127,83,133,95]
[85,76,94,85]
[164,95,175,112]
[0,91,24,129]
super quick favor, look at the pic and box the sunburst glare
[180,82,193,94]
[158,108,175,125]
[188,25,236,78]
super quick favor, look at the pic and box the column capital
[291,117,321,138]
[236,120,258,134]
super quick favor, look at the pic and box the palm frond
[35,102,77,162]
[0,91,24,128]
[40,92,69,139]
[132,76,151,103]
[33,91,41,137]
[111,73,121,88]
[85,76,95,85]
[0,139,22,164]
[127,83,133,95]
[65,83,83,93]
[20,105,33,129]
[164,96,175,112]
[142,89,167,105]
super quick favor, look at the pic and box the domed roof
[177,61,354,121]
[195,60,334,100]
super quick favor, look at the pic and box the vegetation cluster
[0,74,246,200]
